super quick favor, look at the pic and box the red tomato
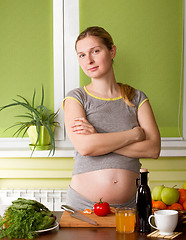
[93,198,110,216]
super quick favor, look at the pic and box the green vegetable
[0,198,56,239]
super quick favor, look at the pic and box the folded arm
[114,101,161,159]
[64,98,145,156]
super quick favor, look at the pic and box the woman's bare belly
[70,169,139,204]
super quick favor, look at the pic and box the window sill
[0,138,75,158]
[0,139,186,158]
[0,147,75,158]
[0,146,186,158]
[160,146,186,157]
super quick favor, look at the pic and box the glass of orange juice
[115,207,135,233]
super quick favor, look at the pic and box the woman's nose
[87,54,94,64]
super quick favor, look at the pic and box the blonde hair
[75,26,114,51]
[76,26,135,106]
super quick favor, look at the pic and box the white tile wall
[0,189,67,211]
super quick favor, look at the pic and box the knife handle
[61,204,75,213]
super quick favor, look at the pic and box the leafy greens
[0,198,56,239]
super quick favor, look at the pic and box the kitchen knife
[61,204,99,226]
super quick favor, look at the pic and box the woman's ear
[111,45,117,59]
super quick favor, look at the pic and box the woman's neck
[86,72,121,99]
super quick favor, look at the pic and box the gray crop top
[64,86,148,175]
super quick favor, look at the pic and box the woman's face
[76,36,116,79]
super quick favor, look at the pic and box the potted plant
[0,86,60,156]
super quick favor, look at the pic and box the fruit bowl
[152,208,186,225]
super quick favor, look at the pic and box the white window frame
[0,0,186,157]
[53,0,79,148]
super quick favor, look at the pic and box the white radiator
[0,189,67,211]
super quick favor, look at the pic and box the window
[0,0,79,156]
[161,0,186,154]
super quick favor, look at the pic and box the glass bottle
[136,168,152,232]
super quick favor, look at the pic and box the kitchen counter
[1,212,186,240]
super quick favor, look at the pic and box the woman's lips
[88,66,99,72]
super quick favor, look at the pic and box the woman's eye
[93,49,100,54]
[79,54,85,58]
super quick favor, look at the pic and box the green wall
[79,0,183,138]
[0,157,185,190]
[0,0,54,137]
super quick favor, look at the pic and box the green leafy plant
[0,86,60,156]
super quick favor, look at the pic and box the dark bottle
[136,168,152,232]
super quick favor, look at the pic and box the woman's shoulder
[64,86,87,107]
[134,89,147,98]
[65,86,87,100]
[133,89,148,108]
[66,86,85,97]
[63,87,85,109]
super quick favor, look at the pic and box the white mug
[148,210,178,235]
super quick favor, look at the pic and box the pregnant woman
[63,26,161,210]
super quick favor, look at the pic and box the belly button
[113,180,118,184]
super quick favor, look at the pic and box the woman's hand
[71,118,145,140]
[132,126,146,142]
[71,117,97,135]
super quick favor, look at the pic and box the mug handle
[148,215,158,230]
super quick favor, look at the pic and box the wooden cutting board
[60,211,116,227]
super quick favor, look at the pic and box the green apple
[152,185,165,201]
[183,181,186,189]
[161,187,179,205]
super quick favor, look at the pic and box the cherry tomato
[93,198,110,216]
